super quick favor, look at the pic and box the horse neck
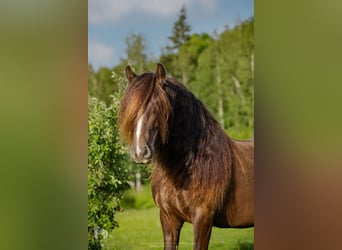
[155,84,233,207]
[157,83,231,168]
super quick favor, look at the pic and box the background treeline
[89,8,254,138]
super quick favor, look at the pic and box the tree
[164,5,192,84]
[88,64,98,97]
[190,38,219,122]
[88,94,131,249]
[88,64,123,106]
[167,5,191,52]
[121,33,149,73]
[88,34,152,106]
[178,33,211,85]
[219,18,254,136]
[189,19,254,138]
[95,67,116,105]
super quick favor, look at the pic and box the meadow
[103,184,254,250]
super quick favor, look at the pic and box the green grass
[104,208,253,249]
[120,183,155,209]
[104,184,254,249]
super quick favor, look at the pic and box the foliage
[88,65,124,106]
[189,18,254,138]
[171,33,212,86]
[88,94,131,249]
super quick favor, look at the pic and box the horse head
[119,63,171,164]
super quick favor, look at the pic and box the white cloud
[199,0,217,10]
[88,42,116,69]
[89,0,215,24]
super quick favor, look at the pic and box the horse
[119,63,254,250]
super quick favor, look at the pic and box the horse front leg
[160,211,184,250]
[192,207,215,250]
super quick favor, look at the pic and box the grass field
[104,208,254,250]
[103,185,254,250]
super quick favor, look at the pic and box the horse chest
[151,171,194,222]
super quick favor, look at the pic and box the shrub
[88,94,130,249]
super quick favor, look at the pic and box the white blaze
[135,115,144,154]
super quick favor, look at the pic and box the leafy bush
[88,94,131,249]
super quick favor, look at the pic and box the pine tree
[167,5,191,52]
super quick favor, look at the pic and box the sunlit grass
[103,207,254,250]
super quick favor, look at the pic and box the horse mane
[156,77,233,209]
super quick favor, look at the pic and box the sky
[88,0,254,71]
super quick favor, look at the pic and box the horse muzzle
[130,144,153,164]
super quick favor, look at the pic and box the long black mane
[156,77,232,207]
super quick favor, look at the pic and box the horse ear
[155,63,166,84]
[125,65,136,82]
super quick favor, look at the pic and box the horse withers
[119,63,254,250]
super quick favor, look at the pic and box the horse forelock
[119,73,171,145]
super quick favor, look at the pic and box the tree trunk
[251,51,254,74]
[136,172,141,192]
[215,38,224,128]
[216,72,224,128]
[231,75,245,104]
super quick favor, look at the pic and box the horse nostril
[143,146,151,159]
[130,147,137,159]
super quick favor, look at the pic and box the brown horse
[119,63,254,250]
